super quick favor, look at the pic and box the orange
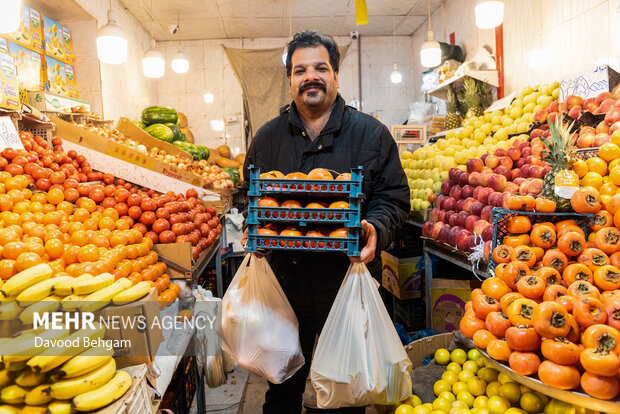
[71,208,90,223]
[91,234,110,248]
[115,219,130,231]
[0,259,16,280]
[586,157,608,176]
[45,238,64,259]
[169,283,181,296]
[127,229,143,244]
[67,222,85,234]
[41,211,62,226]
[3,241,27,260]
[80,198,96,213]
[46,188,64,205]
[25,242,45,258]
[3,212,20,227]
[7,189,25,203]
[48,258,65,274]
[15,252,42,271]
[41,203,55,214]
[62,244,79,265]
[102,208,119,221]
[582,171,604,189]
[599,143,620,162]
[599,182,618,196]
[109,232,128,247]
[177,310,192,321]
[12,201,30,214]
[56,201,73,215]
[573,160,588,178]
[83,218,98,231]
[98,217,115,231]
[0,230,18,246]
[70,230,89,247]
[610,167,620,186]
[31,193,47,204]
[30,201,43,213]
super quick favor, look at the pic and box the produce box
[42,14,64,60]
[0,52,20,110]
[116,117,192,160]
[2,5,43,51]
[44,55,67,96]
[430,279,480,333]
[95,288,163,368]
[159,352,197,414]
[6,40,44,90]
[64,62,77,98]
[404,332,454,368]
[27,90,89,112]
[61,26,74,63]
[154,239,219,278]
[381,252,422,300]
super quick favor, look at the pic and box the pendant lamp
[96,6,128,64]
[0,0,22,34]
[475,0,504,29]
[142,39,164,78]
[420,0,441,68]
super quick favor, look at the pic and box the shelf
[405,210,431,228]
[428,70,499,100]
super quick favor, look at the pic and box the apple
[542,130,550,139]
[461,185,475,199]
[513,177,526,186]
[558,102,568,113]
[568,105,582,119]
[610,121,620,135]
[456,229,472,251]
[505,182,519,194]
[437,210,447,223]
[605,107,620,125]
[498,157,513,170]
[468,235,479,253]
[449,168,463,182]
[443,198,456,212]
[494,166,511,180]
[431,222,444,239]
[473,220,490,236]
[471,201,485,217]
[449,185,462,200]
[455,199,466,212]
[488,192,502,207]
[580,126,596,135]
[594,133,611,147]
[583,98,598,113]
[577,132,595,148]
[542,165,551,176]
[511,168,521,181]
[441,180,454,195]
[457,211,469,227]
[478,188,494,204]
[465,215,480,231]
[494,148,506,157]
[479,170,493,187]
[473,186,483,201]
[481,206,493,222]
[522,147,532,158]
[435,194,447,208]
[448,226,463,247]
[547,112,560,123]
[615,99,620,107]
[597,92,612,105]
[546,101,559,114]
[597,120,610,134]
[566,95,584,109]
[480,154,488,163]
[482,224,494,242]
[422,221,434,237]
[468,172,481,186]
[533,110,548,124]
[485,154,500,169]
[526,155,542,166]
[488,174,507,192]
[449,213,459,227]
[459,173,470,187]
[462,197,476,213]
[598,98,616,114]
[506,147,522,161]
[430,208,441,222]
[437,225,451,244]
[466,158,484,174]
[515,158,526,169]
[530,165,545,178]
[527,178,543,195]
[519,180,530,195]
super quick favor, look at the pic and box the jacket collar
[287,94,346,137]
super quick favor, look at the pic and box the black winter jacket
[242,94,409,275]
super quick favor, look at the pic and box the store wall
[411,0,620,101]
[157,35,414,154]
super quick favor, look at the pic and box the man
[242,30,409,413]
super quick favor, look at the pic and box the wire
[207,402,240,412]
[427,0,432,32]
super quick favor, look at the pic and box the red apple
[513,177,526,186]
[605,107,620,125]
[441,180,454,195]
[437,225,451,244]
[489,173,507,192]
[493,166,512,180]
[455,199,466,212]
[430,208,441,222]
[422,221,434,237]
[481,206,493,222]
[468,172,481,187]
[510,168,521,181]
[529,165,544,178]
[597,120,610,134]
[527,178,543,195]
[515,158,526,169]
[435,194,447,209]
[479,170,493,187]
[498,157,513,170]
[533,110,548,124]
[547,112,560,123]
[478,188,494,204]
[546,101,559,114]
[465,215,480,231]
[583,98,598,113]
[462,197,476,213]
[471,201,486,217]
[542,130,551,138]
[458,173,469,187]
[568,105,582,119]
[494,148,506,157]
[448,213,459,227]
[466,158,484,174]
[522,147,532,158]
[443,198,456,212]
[596,92,612,105]
[473,220,490,236]
[610,121,620,135]
[580,126,596,135]
[448,226,463,247]
[506,147,522,161]
[481,224,494,242]
[488,192,502,207]
[525,155,542,166]
[566,95,584,109]
[542,166,551,176]
[505,182,519,194]
[456,229,472,251]
[598,98,616,114]
[449,185,462,200]
[519,180,530,195]
[437,210,447,223]
[485,155,500,169]
[449,168,463,182]
[577,132,595,148]
[461,185,474,199]
[558,102,569,113]
[457,211,469,227]
[431,222,444,239]
[594,133,611,147]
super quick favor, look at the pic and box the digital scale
[390,125,427,155]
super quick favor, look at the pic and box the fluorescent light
[475,1,504,29]
[528,49,551,69]
[390,62,402,84]
[96,10,128,64]
[0,0,22,34]
[211,120,224,131]
[203,93,214,103]
[420,31,441,67]
[171,51,189,74]
[142,42,165,78]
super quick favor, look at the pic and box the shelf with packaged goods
[428,71,499,100]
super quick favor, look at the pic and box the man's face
[289,45,339,111]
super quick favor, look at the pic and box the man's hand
[354,220,376,264]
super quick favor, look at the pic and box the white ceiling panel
[409,0,443,16]
[216,0,285,18]
[155,18,226,40]
[291,17,350,37]
[289,0,351,17]
[365,0,420,16]
[224,18,286,38]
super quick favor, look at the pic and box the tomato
[508,351,540,376]
[532,301,570,338]
[482,277,512,301]
[537,360,580,390]
[593,264,620,291]
[516,275,546,299]
[580,371,620,400]
[582,324,620,354]
[485,311,512,338]
[507,298,538,326]
[562,263,593,285]
[567,280,601,299]
[486,339,512,362]
[574,297,607,328]
[505,326,540,352]
[580,347,620,376]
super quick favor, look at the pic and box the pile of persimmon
[259,168,351,181]
[462,214,620,399]
[257,224,349,249]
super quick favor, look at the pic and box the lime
[487,395,511,414]
[467,378,487,396]
[519,392,544,414]
[432,397,452,412]
[452,381,468,395]
[485,381,501,397]
[457,390,475,408]
[462,360,479,374]
[446,362,462,374]
[478,367,499,383]
[396,404,416,414]
[435,348,451,365]
[499,382,521,404]
[438,391,455,403]
[468,349,482,361]
[413,406,432,414]
[434,379,452,396]
[442,371,459,385]
[451,349,468,365]
[406,395,423,407]
[473,395,489,408]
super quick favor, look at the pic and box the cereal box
[42,15,64,60]
[28,8,43,51]
[0,52,20,110]
[64,63,77,98]
[62,27,74,64]
[44,55,67,96]
[7,42,44,90]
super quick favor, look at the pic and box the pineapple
[445,84,461,130]
[541,118,578,211]
[462,77,493,117]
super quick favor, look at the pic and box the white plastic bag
[216,253,304,384]
[194,286,227,388]
[225,208,245,253]
[310,262,413,408]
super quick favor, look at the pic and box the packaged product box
[64,62,77,98]
[0,52,21,110]
[61,26,74,63]
[27,90,89,112]
[0,39,8,54]
[42,14,64,60]
[44,55,68,96]
[6,41,44,90]
[28,8,43,51]
[381,251,422,300]
[3,6,43,51]
[430,278,480,333]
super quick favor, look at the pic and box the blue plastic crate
[247,230,361,255]
[249,206,360,227]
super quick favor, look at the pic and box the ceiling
[118,0,443,42]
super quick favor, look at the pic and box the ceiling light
[171,50,189,73]
[528,49,551,69]
[203,93,214,103]
[211,120,224,131]
[420,0,441,68]
[0,0,21,34]
[96,9,128,64]
[282,46,288,65]
[142,40,164,78]
[390,62,402,84]
[475,1,504,29]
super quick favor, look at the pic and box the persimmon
[506,216,531,234]
[595,227,620,255]
[557,232,586,257]
[571,187,603,213]
[500,291,524,313]
[503,234,530,247]
[593,265,620,291]
[482,277,511,301]
[558,294,576,314]
[542,249,568,273]
[537,360,581,390]
[508,245,535,267]
[610,252,620,268]
[534,267,561,287]
[505,194,536,211]
[580,372,620,400]
[541,338,581,365]
[486,339,512,362]
[562,263,593,286]
[582,324,620,354]
[565,314,580,343]
[506,326,540,351]
[459,315,485,339]
[605,300,620,331]
[517,275,546,299]
[535,198,556,212]
[573,297,607,328]
[472,293,500,320]
[492,245,512,264]
[494,263,506,280]
[578,247,610,271]
[485,311,511,338]
[501,261,530,289]
[530,246,544,262]
[507,297,538,326]
[591,210,614,232]
[602,290,620,303]
[532,301,571,338]
[543,284,568,302]
[509,351,540,376]
[580,348,620,377]
[473,329,497,349]
[567,280,601,300]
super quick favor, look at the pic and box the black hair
[285,30,340,77]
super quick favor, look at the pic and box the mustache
[299,82,326,93]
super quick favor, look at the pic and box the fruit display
[393,346,574,414]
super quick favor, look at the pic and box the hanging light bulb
[420,0,441,68]
[171,50,189,73]
[0,0,22,34]
[142,40,164,78]
[96,9,128,64]
[391,62,402,84]
[282,46,288,65]
[203,93,214,103]
[475,0,504,29]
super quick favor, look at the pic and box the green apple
[420,200,431,210]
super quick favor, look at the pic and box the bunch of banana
[0,264,53,298]
[111,281,151,305]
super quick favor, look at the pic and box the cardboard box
[154,239,218,277]
[61,26,74,63]
[560,65,620,101]
[28,8,43,51]
[27,90,89,112]
[96,288,163,368]
[44,55,67,96]
[430,279,480,333]
[404,332,454,368]
[0,52,20,110]
[116,117,192,160]
[42,15,64,60]
[64,62,77,98]
[381,251,422,300]
[6,41,44,90]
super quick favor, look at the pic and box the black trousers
[263,252,367,414]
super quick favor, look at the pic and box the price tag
[559,65,620,101]
[0,117,24,151]
[484,92,516,113]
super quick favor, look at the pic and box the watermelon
[145,123,174,142]
[223,167,241,186]
[165,123,183,141]
[141,106,178,126]
[133,120,146,129]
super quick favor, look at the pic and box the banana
[0,370,10,388]
[3,327,70,364]
[59,295,85,312]
[0,301,22,321]
[53,275,94,297]
[46,358,116,400]
[24,384,52,406]
[71,370,131,412]
[1,264,53,298]
[78,279,132,313]
[58,346,114,379]
[0,406,20,414]
[16,276,72,304]
[46,401,74,414]
[112,281,151,305]
[5,360,27,372]
[19,406,47,414]
[0,333,36,357]
[19,298,60,325]
[71,273,114,296]
[1,384,27,404]
[15,370,46,387]
[27,323,105,373]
